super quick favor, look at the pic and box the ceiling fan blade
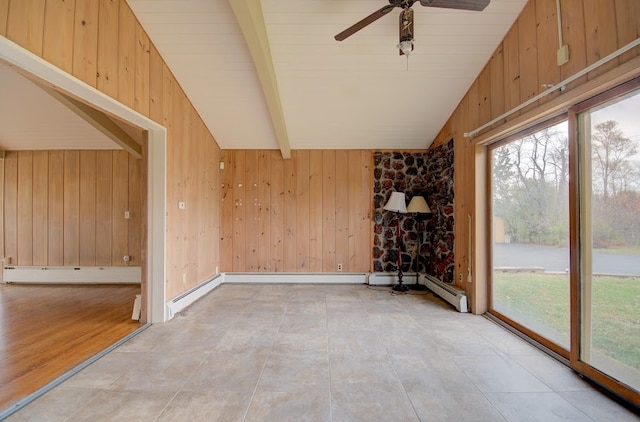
[334,4,396,41]
[419,0,490,11]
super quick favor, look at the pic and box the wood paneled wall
[3,150,140,267]
[1,0,221,300]
[431,0,640,303]
[220,150,372,273]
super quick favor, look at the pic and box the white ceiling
[0,62,120,151]
[0,0,527,154]
[128,0,528,153]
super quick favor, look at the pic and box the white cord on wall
[556,0,564,49]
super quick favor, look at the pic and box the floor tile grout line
[153,349,214,420]
[324,294,334,422]
[240,296,287,422]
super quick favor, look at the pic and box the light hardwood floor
[0,283,141,410]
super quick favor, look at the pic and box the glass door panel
[579,89,640,391]
[490,120,570,349]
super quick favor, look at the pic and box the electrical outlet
[459,273,463,282]
[337,263,343,272]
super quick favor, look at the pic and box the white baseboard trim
[166,274,223,319]
[3,266,141,284]
[223,272,368,284]
[367,272,419,286]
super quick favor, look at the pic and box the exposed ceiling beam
[39,85,143,158]
[228,0,291,159]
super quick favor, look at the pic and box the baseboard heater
[166,274,222,319]
[367,272,419,286]
[223,272,368,284]
[2,265,141,284]
[422,274,468,313]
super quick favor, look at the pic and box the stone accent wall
[372,139,455,283]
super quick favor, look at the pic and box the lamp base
[392,281,409,292]
[408,283,428,291]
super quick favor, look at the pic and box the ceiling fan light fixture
[397,39,414,56]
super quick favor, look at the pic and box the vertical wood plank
[270,151,284,271]
[322,150,336,272]
[335,150,349,272]
[245,150,259,271]
[134,21,150,116]
[96,0,119,98]
[118,1,136,108]
[295,150,310,271]
[128,156,141,267]
[219,151,234,271]
[518,0,539,113]
[79,151,96,266]
[559,0,586,90]
[95,150,113,266]
[4,152,18,265]
[48,151,64,266]
[232,150,246,271]
[148,45,163,124]
[503,23,520,121]
[196,121,208,279]
[6,0,45,56]
[347,151,361,271]
[283,154,297,272]
[584,0,618,79]
[72,0,99,87]
[536,0,561,105]
[184,107,198,285]
[0,0,9,36]
[467,80,480,133]
[63,151,80,266]
[258,150,271,271]
[477,66,491,127]
[489,45,505,124]
[207,130,221,276]
[308,151,323,272]
[584,0,619,79]
[358,150,372,271]
[32,151,48,265]
[42,0,75,73]
[614,0,640,64]
[17,152,33,266]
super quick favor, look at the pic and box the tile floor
[6,283,639,421]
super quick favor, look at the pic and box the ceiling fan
[334,0,491,56]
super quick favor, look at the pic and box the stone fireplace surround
[372,140,455,283]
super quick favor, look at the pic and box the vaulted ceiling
[0,0,528,155]
[128,0,528,156]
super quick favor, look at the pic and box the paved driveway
[492,243,640,276]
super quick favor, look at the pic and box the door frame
[0,36,167,323]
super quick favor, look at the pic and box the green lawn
[493,272,640,370]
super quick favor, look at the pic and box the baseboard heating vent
[166,274,222,319]
[367,272,419,286]
[422,274,468,313]
[3,266,141,284]
[223,272,367,284]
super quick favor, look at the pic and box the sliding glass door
[490,120,570,352]
[577,84,640,393]
[489,78,640,400]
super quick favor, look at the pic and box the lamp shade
[383,192,407,213]
[407,195,431,213]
